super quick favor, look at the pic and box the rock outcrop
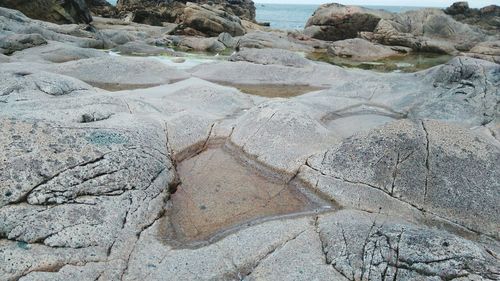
[306,2,497,57]
[115,0,253,36]
[177,3,245,37]
[445,1,500,33]
[370,8,487,54]
[304,3,392,41]
[0,0,93,24]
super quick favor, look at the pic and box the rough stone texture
[0,33,47,55]
[465,40,500,63]
[229,100,335,182]
[0,7,109,49]
[304,3,392,41]
[236,31,321,52]
[372,8,487,54]
[175,36,226,52]
[229,48,311,68]
[47,56,189,89]
[306,120,500,238]
[0,0,93,24]
[328,38,409,61]
[317,210,500,281]
[114,41,176,56]
[10,41,108,63]
[0,117,176,280]
[178,3,246,37]
[0,9,499,280]
[444,2,500,33]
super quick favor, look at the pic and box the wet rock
[0,33,47,55]
[304,3,392,41]
[167,147,318,244]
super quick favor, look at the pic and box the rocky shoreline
[0,1,499,280]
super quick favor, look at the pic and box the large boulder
[115,0,254,34]
[177,3,245,37]
[304,3,392,41]
[371,8,487,54]
[0,0,93,24]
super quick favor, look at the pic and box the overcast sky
[255,0,499,8]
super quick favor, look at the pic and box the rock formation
[304,3,392,41]
[0,5,499,281]
[114,0,254,36]
[0,0,93,24]
[305,1,499,62]
[445,1,500,33]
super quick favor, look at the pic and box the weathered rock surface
[229,48,311,68]
[305,120,500,238]
[317,210,500,281]
[445,1,500,33]
[371,8,488,54]
[236,31,322,52]
[10,41,107,63]
[177,3,246,37]
[0,7,499,280]
[47,56,189,90]
[465,40,500,63]
[304,3,392,41]
[328,38,409,61]
[0,7,109,49]
[0,0,93,24]
[0,33,47,55]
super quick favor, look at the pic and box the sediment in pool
[161,146,332,247]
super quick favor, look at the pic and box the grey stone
[0,33,47,55]
[306,120,500,238]
[229,48,311,68]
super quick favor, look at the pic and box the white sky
[255,0,500,8]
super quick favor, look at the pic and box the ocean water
[255,3,428,30]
